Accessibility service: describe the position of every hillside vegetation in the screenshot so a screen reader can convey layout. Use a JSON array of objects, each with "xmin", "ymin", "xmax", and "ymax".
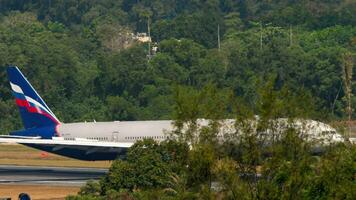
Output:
[{"xmin": 0, "ymin": 0, "xmax": 355, "ymax": 133}]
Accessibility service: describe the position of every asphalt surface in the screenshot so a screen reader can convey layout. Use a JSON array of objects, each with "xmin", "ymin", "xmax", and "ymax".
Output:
[{"xmin": 0, "ymin": 165, "xmax": 108, "ymax": 186}]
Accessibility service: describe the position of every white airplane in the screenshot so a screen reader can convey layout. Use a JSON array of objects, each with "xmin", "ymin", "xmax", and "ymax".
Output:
[
  {"xmin": 0, "ymin": 67, "xmax": 345, "ymax": 160},
  {"xmin": 0, "ymin": 66, "xmax": 178, "ymax": 160}
]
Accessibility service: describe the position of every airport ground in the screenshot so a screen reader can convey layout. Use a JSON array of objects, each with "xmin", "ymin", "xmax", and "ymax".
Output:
[
  {"xmin": 0, "ymin": 185, "xmax": 79, "ymax": 200},
  {"xmin": 0, "ymin": 144, "xmax": 112, "ymax": 168},
  {"xmin": 0, "ymin": 144, "xmax": 110, "ymax": 200}
]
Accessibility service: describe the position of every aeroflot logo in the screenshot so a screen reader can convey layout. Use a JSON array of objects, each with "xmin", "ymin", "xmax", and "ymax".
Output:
[{"xmin": 10, "ymin": 82, "xmax": 60, "ymax": 124}]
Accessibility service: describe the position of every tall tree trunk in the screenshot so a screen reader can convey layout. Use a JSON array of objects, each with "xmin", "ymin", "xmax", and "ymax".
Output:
[{"xmin": 342, "ymin": 53, "xmax": 353, "ymax": 138}]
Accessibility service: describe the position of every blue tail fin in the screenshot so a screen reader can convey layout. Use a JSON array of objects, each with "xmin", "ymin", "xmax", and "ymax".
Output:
[{"xmin": 7, "ymin": 66, "xmax": 60, "ymax": 131}]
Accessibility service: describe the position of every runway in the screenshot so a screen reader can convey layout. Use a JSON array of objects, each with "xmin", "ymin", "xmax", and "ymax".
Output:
[{"xmin": 0, "ymin": 165, "xmax": 108, "ymax": 186}]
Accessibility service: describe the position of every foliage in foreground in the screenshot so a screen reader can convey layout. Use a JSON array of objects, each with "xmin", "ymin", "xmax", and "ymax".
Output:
[
  {"xmin": 68, "ymin": 84, "xmax": 356, "ymax": 200},
  {"xmin": 68, "ymin": 138, "xmax": 356, "ymax": 200}
]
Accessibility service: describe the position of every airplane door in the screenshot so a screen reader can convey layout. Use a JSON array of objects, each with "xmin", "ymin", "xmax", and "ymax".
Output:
[{"xmin": 112, "ymin": 131, "xmax": 119, "ymax": 142}]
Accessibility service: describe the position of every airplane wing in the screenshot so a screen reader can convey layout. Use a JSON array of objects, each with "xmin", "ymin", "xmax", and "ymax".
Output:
[
  {"xmin": 0, "ymin": 137, "xmax": 132, "ymax": 148},
  {"xmin": 0, "ymin": 137, "xmax": 133, "ymax": 160},
  {"xmin": 0, "ymin": 135, "xmax": 41, "ymax": 139}
]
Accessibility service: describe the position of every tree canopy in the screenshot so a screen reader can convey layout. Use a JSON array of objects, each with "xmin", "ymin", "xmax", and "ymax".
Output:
[{"xmin": 0, "ymin": 1, "xmax": 355, "ymax": 133}]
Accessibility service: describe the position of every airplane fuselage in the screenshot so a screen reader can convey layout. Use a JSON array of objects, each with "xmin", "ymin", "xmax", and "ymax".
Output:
[
  {"xmin": 19, "ymin": 120, "xmax": 175, "ymax": 160},
  {"xmin": 57, "ymin": 120, "xmax": 173, "ymax": 143}
]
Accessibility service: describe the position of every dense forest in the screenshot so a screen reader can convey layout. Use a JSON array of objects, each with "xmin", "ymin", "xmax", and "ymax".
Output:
[
  {"xmin": 0, "ymin": 1, "xmax": 355, "ymax": 199},
  {"xmin": 0, "ymin": 0, "xmax": 355, "ymax": 132}
]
